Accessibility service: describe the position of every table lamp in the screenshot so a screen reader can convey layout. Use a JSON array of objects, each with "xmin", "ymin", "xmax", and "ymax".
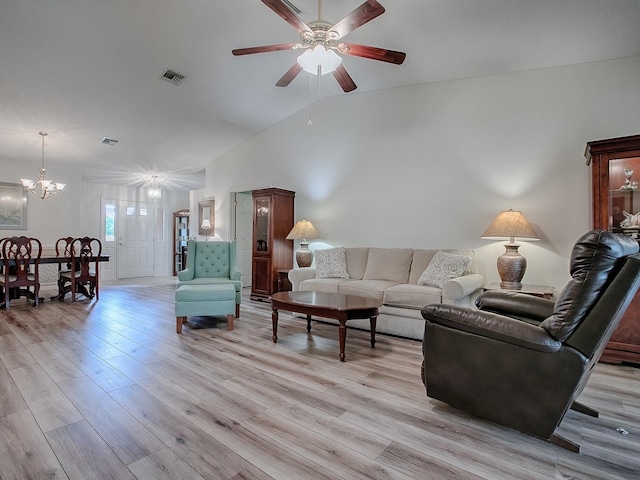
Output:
[
  {"xmin": 286, "ymin": 219, "xmax": 320, "ymax": 268},
  {"xmin": 481, "ymin": 209, "xmax": 540, "ymax": 289},
  {"xmin": 200, "ymin": 219, "xmax": 212, "ymax": 241}
]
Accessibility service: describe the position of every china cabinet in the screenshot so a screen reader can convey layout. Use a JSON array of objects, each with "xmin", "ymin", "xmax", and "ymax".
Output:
[
  {"xmin": 586, "ymin": 134, "xmax": 640, "ymax": 365},
  {"xmin": 250, "ymin": 188, "xmax": 295, "ymax": 301},
  {"xmin": 173, "ymin": 210, "xmax": 189, "ymax": 275}
]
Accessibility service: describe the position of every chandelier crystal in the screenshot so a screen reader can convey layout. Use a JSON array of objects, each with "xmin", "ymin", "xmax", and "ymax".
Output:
[
  {"xmin": 148, "ymin": 175, "xmax": 161, "ymax": 199},
  {"xmin": 20, "ymin": 132, "xmax": 65, "ymax": 200}
]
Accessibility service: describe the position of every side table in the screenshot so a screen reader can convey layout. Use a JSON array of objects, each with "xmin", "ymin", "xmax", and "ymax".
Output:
[
  {"xmin": 276, "ymin": 269, "xmax": 293, "ymax": 293},
  {"xmin": 483, "ymin": 282, "xmax": 553, "ymax": 300}
]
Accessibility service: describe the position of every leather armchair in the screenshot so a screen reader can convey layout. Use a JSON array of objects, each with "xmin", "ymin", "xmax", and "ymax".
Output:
[{"xmin": 421, "ymin": 230, "xmax": 640, "ymax": 452}]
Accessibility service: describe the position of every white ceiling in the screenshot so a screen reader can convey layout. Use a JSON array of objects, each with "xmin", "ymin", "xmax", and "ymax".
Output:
[{"xmin": 1, "ymin": 0, "xmax": 639, "ymax": 191}]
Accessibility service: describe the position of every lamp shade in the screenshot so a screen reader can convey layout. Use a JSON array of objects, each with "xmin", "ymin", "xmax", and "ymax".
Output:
[
  {"xmin": 481, "ymin": 209, "xmax": 540, "ymax": 243},
  {"xmin": 297, "ymin": 46, "xmax": 342, "ymax": 75},
  {"xmin": 286, "ymin": 219, "xmax": 319, "ymax": 241},
  {"xmin": 200, "ymin": 219, "xmax": 212, "ymax": 230},
  {"xmin": 286, "ymin": 219, "xmax": 320, "ymax": 268},
  {"xmin": 482, "ymin": 209, "xmax": 540, "ymax": 289}
]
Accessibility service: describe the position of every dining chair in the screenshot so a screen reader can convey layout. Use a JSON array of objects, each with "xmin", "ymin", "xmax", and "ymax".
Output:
[
  {"xmin": 59, "ymin": 236, "xmax": 102, "ymax": 302},
  {"xmin": 0, "ymin": 236, "xmax": 43, "ymax": 309},
  {"xmin": 54, "ymin": 236, "xmax": 75, "ymax": 300}
]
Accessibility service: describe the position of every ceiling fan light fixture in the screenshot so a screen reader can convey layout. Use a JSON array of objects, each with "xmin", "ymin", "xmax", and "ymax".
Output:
[{"xmin": 297, "ymin": 45, "xmax": 341, "ymax": 75}]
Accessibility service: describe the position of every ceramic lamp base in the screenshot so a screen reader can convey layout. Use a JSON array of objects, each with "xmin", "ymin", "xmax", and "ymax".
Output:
[
  {"xmin": 497, "ymin": 243, "xmax": 526, "ymax": 289},
  {"xmin": 295, "ymin": 242, "xmax": 313, "ymax": 268}
]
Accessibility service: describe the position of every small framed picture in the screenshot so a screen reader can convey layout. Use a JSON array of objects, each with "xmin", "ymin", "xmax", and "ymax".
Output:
[{"xmin": 0, "ymin": 182, "xmax": 27, "ymax": 229}]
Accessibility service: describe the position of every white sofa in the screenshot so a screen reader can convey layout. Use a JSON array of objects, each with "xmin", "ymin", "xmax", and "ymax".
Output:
[{"xmin": 288, "ymin": 247, "xmax": 484, "ymax": 340}]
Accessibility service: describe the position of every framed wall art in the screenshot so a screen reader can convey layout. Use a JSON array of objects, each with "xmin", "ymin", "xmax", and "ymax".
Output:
[{"xmin": 0, "ymin": 182, "xmax": 27, "ymax": 229}]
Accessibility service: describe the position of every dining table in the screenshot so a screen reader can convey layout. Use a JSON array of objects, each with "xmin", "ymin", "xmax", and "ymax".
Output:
[{"xmin": 0, "ymin": 248, "xmax": 109, "ymax": 306}]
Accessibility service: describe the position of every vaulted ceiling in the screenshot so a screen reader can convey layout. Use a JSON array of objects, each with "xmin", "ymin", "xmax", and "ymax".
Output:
[{"xmin": 1, "ymin": 0, "xmax": 639, "ymax": 191}]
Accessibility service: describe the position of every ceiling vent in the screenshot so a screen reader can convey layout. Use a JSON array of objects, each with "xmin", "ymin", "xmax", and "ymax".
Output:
[
  {"xmin": 101, "ymin": 137, "xmax": 119, "ymax": 146},
  {"xmin": 161, "ymin": 69, "xmax": 185, "ymax": 86}
]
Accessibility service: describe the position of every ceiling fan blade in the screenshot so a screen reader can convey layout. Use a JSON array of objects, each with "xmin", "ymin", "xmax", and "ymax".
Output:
[
  {"xmin": 276, "ymin": 63, "xmax": 303, "ymax": 87},
  {"xmin": 329, "ymin": 0, "xmax": 385, "ymax": 39},
  {"xmin": 232, "ymin": 43, "xmax": 299, "ymax": 56},
  {"xmin": 262, "ymin": 0, "xmax": 312, "ymax": 33},
  {"xmin": 338, "ymin": 43, "xmax": 406, "ymax": 65},
  {"xmin": 332, "ymin": 64, "xmax": 357, "ymax": 92}
]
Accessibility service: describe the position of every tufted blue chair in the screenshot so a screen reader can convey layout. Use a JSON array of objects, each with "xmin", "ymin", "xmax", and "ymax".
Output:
[{"xmin": 177, "ymin": 240, "xmax": 242, "ymax": 317}]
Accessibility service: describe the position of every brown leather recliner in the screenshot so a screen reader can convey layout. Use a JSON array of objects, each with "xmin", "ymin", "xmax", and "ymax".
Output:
[{"xmin": 421, "ymin": 230, "xmax": 640, "ymax": 452}]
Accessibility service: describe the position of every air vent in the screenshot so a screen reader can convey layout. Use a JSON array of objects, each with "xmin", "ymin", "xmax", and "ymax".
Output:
[
  {"xmin": 101, "ymin": 137, "xmax": 119, "ymax": 146},
  {"xmin": 281, "ymin": 0, "xmax": 302, "ymax": 14},
  {"xmin": 161, "ymin": 69, "xmax": 185, "ymax": 86}
]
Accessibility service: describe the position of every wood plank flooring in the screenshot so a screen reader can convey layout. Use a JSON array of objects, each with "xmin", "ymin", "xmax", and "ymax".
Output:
[{"xmin": 0, "ymin": 281, "xmax": 639, "ymax": 479}]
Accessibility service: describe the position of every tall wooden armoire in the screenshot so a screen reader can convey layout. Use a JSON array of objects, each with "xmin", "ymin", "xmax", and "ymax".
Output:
[
  {"xmin": 250, "ymin": 188, "xmax": 295, "ymax": 301},
  {"xmin": 586, "ymin": 134, "xmax": 640, "ymax": 365}
]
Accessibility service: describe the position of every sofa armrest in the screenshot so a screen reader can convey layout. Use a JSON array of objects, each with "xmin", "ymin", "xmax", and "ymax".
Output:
[
  {"xmin": 177, "ymin": 268, "xmax": 194, "ymax": 282},
  {"xmin": 475, "ymin": 290, "xmax": 554, "ymax": 324},
  {"xmin": 442, "ymin": 273, "xmax": 484, "ymax": 304},
  {"xmin": 288, "ymin": 267, "xmax": 316, "ymax": 291},
  {"xmin": 422, "ymin": 304, "xmax": 562, "ymax": 353}
]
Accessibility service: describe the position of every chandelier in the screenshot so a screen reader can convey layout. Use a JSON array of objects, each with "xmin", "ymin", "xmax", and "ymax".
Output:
[
  {"xmin": 20, "ymin": 132, "xmax": 66, "ymax": 199},
  {"xmin": 148, "ymin": 175, "xmax": 161, "ymax": 199}
]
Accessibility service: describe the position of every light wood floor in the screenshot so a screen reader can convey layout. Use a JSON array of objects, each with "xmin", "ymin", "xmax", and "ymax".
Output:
[{"xmin": 1, "ymin": 283, "xmax": 639, "ymax": 479}]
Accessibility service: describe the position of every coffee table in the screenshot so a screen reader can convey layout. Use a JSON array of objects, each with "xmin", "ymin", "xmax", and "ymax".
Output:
[{"xmin": 270, "ymin": 291, "xmax": 381, "ymax": 362}]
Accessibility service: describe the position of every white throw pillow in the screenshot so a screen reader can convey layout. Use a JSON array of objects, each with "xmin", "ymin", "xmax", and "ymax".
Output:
[
  {"xmin": 417, "ymin": 251, "xmax": 471, "ymax": 288},
  {"xmin": 315, "ymin": 247, "xmax": 350, "ymax": 279}
]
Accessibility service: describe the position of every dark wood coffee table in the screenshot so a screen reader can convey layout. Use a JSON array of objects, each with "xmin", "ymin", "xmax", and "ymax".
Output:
[{"xmin": 270, "ymin": 291, "xmax": 381, "ymax": 362}]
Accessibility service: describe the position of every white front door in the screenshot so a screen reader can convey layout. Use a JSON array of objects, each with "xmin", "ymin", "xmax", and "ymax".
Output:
[{"xmin": 117, "ymin": 200, "xmax": 155, "ymax": 278}]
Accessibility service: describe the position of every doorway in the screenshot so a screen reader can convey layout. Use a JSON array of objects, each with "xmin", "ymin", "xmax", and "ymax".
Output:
[
  {"xmin": 232, "ymin": 192, "xmax": 253, "ymax": 288},
  {"xmin": 116, "ymin": 200, "xmax": 155, "ymax": 278}
]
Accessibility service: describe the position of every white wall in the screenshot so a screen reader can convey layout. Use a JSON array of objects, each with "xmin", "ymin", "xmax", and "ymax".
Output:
[{"xmin": 206, "ymin": 56, "xmax": 640, "ymax": 291}]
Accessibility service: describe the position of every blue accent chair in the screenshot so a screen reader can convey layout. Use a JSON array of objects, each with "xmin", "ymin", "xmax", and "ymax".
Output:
[{"xmin": 177, "ymin": 240, "xmax": 242, "ymax": 318}]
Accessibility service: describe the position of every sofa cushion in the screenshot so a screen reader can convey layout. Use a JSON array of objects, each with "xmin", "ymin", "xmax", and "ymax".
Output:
[
  {"xmin": 418, "ymin": 251, "xmax": 472, "ymax": 288},
  {"xmin": 410, "ymin": 249, "xmax": 476, "ymax": 284},
  {"xmin": 315, "ymin": 247, "xmax": 349, "ymax": 278},
  {"xmin": 345, "ymin": 247, "xmax": 369, "ymax": 280},
  {"xmin": 408, "ymin": 250, "xmax": 438, "ymax": 284},
  {"xmin": 300, "ymin": 278, "xmax": 352, "ymax": 293},
  {"xmin": 339, "ymin": 279, "xmax": 399, "ymax": 301},
  {"xmin": 383, "ymin": 283, "xmax": 443, "ymax": 309},
  {"xmin": 177, "ymin": 277, "xmax": 242, "ymax": 292},
  {"xmin": 362, "ymin": 248, "xmax": 413, "ymax": 283}
]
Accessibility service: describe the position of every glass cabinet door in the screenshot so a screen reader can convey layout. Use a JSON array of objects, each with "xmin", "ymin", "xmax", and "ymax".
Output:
[
  {"xmin": 254, "ymin": 198, "xmax": 270, "ymax": 253},
  {"xmin": 608, "ymin": 157, "xmax": 640, "ymax": 238}
]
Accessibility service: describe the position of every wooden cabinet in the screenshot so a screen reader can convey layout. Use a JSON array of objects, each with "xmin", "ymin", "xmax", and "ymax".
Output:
[
  {"xmin": 173, "ymin": 210, "xmax": 189, "ymax": 276},
  {"xmin": 250, "ymin": 188, "xmax": 295, "ymax": 301},
  {"xmin": 586, "ymin": 134, "xmax": 640, "ymax": 365}
]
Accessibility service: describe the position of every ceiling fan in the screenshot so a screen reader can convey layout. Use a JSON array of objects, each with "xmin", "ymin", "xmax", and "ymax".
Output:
[{"xmin": 232, "ymin": 0, "xmax": 406, "ymax": 93}]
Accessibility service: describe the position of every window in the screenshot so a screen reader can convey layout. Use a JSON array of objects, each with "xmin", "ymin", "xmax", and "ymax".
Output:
[{"xmin": 105, "ymin": 203, "xmax": 115, "ymax": 242}]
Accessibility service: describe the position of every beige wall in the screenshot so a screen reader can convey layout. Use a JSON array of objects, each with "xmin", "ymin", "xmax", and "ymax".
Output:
[{"xmin": 205, "ymin": 55, "xmax": 640, "ymax": 290}]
